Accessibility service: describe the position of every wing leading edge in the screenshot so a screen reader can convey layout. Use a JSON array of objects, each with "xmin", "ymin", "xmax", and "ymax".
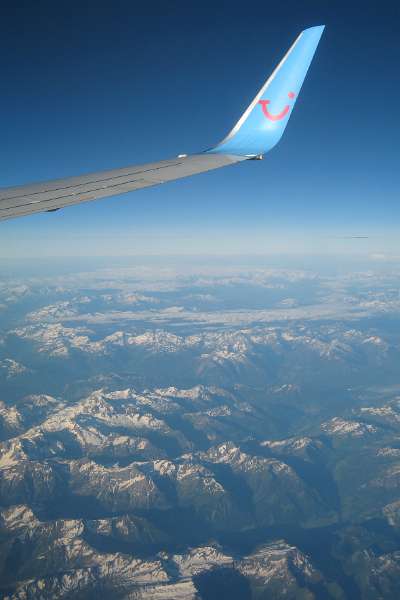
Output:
[{"xmin": 0, "ymin": 25, "xmax": 324, "ymax": 222}]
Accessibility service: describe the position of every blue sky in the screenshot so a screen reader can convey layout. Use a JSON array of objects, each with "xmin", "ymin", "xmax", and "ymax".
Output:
[{"xmin": 0, "ymin": 0, "xmax": 399, "ymax": 257}]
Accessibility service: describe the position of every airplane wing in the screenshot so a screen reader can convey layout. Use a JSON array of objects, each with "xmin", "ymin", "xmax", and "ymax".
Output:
[
  {"xmin": 0, "ymin": 154, "xmax": 245, "ymax": 221},
  {"xmin": 0, "ymin": 25, "xmax": 324, "ymax": 222}
]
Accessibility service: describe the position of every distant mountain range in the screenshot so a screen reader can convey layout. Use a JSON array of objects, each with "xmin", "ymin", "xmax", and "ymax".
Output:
[{"xmin": 1, "ymin": 261, "xmax": 400, "ymax": 598}]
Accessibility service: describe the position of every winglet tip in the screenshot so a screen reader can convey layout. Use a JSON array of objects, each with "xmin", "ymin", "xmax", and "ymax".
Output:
[{"xmin": 302, "ymin": 24, "xmax": 325, "ymax": 36}]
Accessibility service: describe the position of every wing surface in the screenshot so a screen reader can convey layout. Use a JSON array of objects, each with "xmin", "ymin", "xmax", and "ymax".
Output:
[{"xmin": 0, "ymin": 154, "xmax": 244, "ymax": 221}]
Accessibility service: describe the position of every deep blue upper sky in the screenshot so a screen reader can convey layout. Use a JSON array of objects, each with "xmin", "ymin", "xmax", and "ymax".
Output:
[{"xmin": 1, "ymin": 0, "xmax": 399, "ymax": 257}]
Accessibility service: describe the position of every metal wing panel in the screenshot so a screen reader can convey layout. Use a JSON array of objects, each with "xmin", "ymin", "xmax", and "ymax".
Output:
[{"xmin": 0, "ymin": 153, "xmax": 245, "ymax": 221}]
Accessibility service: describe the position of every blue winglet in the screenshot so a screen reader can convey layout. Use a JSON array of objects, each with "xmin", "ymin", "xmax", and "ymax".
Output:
[{"xmin": 209, "ymin": 25, "xmax": 325, "ymax": 157}]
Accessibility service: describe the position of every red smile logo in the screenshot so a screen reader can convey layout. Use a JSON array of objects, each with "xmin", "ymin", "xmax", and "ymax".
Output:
[{"xmin": 259, "ymin": 91, "xmax": 296, "ymax": 121}]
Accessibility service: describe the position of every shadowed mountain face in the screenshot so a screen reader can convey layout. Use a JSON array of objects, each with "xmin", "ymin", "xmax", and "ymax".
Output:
[
  {"xmin": 1, "ymin": 257, "xmax": 400, "ymax": 599},
  {"xmin": 193, "ymin": 567, "xmax": 252, "ymax": 599}
]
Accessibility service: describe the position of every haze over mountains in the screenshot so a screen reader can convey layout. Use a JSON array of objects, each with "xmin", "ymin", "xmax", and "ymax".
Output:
[{"xmin": 1, "ymin": 256, "xmax": 400, "ymax": 599}]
